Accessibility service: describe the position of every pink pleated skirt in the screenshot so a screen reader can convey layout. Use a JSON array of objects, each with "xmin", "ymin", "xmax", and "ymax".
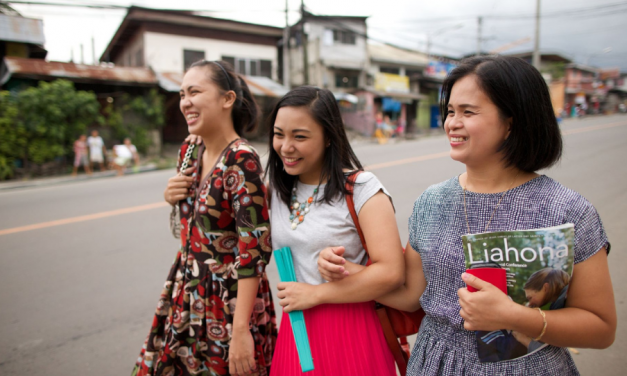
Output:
[{"xmin": 270, "ymin": 301, "xmax": 396, "ymax": 376}]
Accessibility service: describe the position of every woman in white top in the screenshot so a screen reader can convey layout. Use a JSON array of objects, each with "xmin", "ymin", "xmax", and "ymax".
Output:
[{"xmin": 267, "ymin": 86, "xmax": 405, "ymax": 376}]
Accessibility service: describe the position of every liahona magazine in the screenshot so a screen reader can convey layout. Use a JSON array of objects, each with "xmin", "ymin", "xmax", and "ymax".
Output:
[{"xmin": 461, "ymin": 223, "xmax": 575, "ymax": 362}]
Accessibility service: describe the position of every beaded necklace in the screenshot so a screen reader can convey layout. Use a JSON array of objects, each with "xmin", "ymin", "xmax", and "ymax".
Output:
[{"xmin": 289, "ymin": 184, "xmax": 319, "ymax": 230}]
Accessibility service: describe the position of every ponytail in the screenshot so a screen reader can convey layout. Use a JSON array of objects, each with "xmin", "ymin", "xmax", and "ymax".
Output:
[{"xmin": 188, "ymin": 59, "xmax": 259, "ymax": 136}]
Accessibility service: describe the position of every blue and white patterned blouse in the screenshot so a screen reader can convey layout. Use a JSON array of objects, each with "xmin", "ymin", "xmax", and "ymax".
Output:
[{"xmin": 407, "ymin": 175, "xmax": 609, "ymax": 376}]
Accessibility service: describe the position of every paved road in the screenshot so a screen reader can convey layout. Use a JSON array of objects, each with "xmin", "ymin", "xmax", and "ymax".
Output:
[{"xmin": 0, "ymin": 115, "xmax": 625, "ymax": 375}]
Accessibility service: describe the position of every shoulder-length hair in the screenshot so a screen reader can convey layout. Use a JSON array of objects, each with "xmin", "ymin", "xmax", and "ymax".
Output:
[
  {"xmin": 440, "ymin": 55, "xmax": 562, "ymax": 172},
  {"xmin": 266, "ymin": 86, "xmax": 363, "ymax": 208}
]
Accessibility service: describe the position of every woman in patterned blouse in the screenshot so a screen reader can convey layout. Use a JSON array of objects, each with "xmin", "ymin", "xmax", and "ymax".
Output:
[
  {"xmin": 132, "ymin": 60, "xmax": 277, "ymax": 376},
  {"xmin": 318, "ymin": 55, "xmax": 616, "ymax": 375}
]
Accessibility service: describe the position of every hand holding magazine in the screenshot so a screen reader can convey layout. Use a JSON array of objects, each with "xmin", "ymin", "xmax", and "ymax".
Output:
[{"xmin": 462, "ymin": 223, "xmax": 575, "ymax": 362}]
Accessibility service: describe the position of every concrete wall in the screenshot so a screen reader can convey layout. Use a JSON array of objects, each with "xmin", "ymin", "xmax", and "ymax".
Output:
[{"xmin": 143, "ymin": 31, "xmax": 278, "ymax": 78}]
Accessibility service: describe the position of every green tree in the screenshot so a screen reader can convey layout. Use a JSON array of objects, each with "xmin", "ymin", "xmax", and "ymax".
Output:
[
  {"xmin": 16, "ymin": 80, "xmax": 103, "ymax": 165},
  {"xmin": 0, "ymin": 91, "xmax": 26, "ymax": 179},
  {"xmin": 105, "ymin": 89, "xmax": 165, "ymax": 153}
]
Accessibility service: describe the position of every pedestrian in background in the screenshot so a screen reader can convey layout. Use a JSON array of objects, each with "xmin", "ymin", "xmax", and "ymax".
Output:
[
  {"xmin": 87, "ymin": 129, "xmax": 107, "ymax": 171},
  {"xmin": 132, "ymin": 60, "xmax": 276, "ymax": 376},
  {"xmin": 112, "ymin": 138, "xmax": 139, "ymax": 176},
  {"xmin": 72, "ymin": 134, "xmax": 91, "ymax": 176},
  {"xmin": 267, "ymin": 86, "xmax": 405, "ymax": 375},
  {"xmin": 318, "ymin": 55, "xmax": 616, "ymax": 375}
]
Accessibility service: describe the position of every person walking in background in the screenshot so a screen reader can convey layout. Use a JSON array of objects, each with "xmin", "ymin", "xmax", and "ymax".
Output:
[
  {"xmin": 72, "ymin": 134, "xmax": 91, "ymax": 176},
  {"xmin": 318, "ymin": 55, "xmax": 616, "ymax": 375},
  {"xmin": 267, "ymin": 86, "xmax": 405, "ymax": 375},
  {"xmin": 132, "ymin": 60, "xmax": 276, "ymax": 376},
  {"xmin": 112, "ymin": 138, "xmax": 139, "ymax": 176},
  {"xmin": 87, "ymin": 129, "xmax": 107, "ymax": 171}
]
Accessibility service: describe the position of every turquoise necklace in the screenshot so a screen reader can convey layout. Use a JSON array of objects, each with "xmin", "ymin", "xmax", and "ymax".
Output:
[{"xmin": 289, "ymin": 185, "xmax": 319, "ymax": 230}]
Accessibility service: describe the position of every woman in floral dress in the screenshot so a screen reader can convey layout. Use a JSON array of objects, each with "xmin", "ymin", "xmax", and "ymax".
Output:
[{"xmin": 132, "ymin": 60, "xmax": 276, "ymax": 376}]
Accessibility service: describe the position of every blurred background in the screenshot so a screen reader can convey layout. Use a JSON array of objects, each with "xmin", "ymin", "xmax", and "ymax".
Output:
[{"xmin": 0, "ymin": 1, "xmax": 626, "ymax": 375}]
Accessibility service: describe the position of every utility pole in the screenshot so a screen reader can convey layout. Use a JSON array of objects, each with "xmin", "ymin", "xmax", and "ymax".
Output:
[
  {"xmin": 91, "ymin": 36, "xmax": 96, "ymax": 65},
  {"xmin": 80, "ymin": 43, "xmax": 84, "ymax": 64},
  {"xmin": 476, "ymin": 16, "xmax": 483, "ymax": 56},
  {"xmin": 532, "ymin": 0, "xmax": 541, "ymax": 69},
  {"xmin": 301, "ymin": 0, "xmax": 309, "ymax": 85},
  {"xmin": 283, "ymin": 0, "xmax": 290, "ymax": 89}
]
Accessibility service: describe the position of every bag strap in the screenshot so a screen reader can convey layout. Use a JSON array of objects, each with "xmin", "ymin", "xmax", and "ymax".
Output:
[
  {"xmin": 345, "ymin": 172, "xmax": 371, "ymax": 265},
  {"xmin": 344, "ymin": 171, "xmax": 409, "ymax": 376}
]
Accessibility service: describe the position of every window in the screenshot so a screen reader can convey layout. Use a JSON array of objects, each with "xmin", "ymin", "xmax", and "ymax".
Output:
[
  {"xmin": 333, "ymin": 29, "xmax": 356, "ymax": 45},
  {"xmin": 183, "ymin": 49, "xmax": 205, "ymax": 71},
  {"xmin": 380, "ymin": 67, "xmax": 400, "ymax": 75},
  {"xmin": 222, "ymin": 55, "xmax": 272, "ymax": 78},
  {"xmin": 335, "ymin": 71, "xmax": 359, "ymax": 88},
  {"xmin": 222, "ymin": 56, "xmax": 236, "ymax": 69}
]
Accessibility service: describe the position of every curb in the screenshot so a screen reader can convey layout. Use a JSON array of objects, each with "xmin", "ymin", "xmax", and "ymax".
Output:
[{"xmin": 0, "ymin": 164, "xmax": 160, "ymax": 191}]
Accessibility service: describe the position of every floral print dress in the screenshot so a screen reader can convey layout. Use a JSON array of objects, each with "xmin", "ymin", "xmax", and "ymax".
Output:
[{"xmin": 133, "ymin": 139, "xmax": 277, "ymax": 376}]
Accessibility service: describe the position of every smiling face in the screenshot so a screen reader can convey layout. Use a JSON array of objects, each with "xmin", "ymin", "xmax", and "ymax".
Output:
[
  {"xmin": 525, "ymin": 285, "xmax": 549, "ymax": 308},
  {"xmin": 444, "ymin": 74, "xmax": 511, "ymax": 169},
  {"xmin": 272, "ymin": 106, "xmax": 327, "ymax": 185},
  {"xmin": 179, "ymin": 67, "xmax": 231, "ymax": 137}
]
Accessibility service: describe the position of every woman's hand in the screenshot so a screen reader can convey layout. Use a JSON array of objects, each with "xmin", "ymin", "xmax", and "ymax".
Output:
[
  {"xmin": 229, "ymin": 327, "xmax": 257, "ymax": 375},
  {"xmin": 185, "ymin": 134, "xmax": 203, "ymax": 145},
  {"xmin": 163, "ymin": 166, "xmax": 195, "ymax": 205},
  {"xmin": 317, "ymin": 246, "xmax": 349, "ymax": 281},
  {"xmin": 512, "ymin": 330, "xmax": 532, "ymax": 348},
  {"xmin": 458, "ymin": 272, "xmax": 519, "ymax": 332},
  {"xmin": 277, "ymin": 282, "xmax": 319, "ymax": 313}
]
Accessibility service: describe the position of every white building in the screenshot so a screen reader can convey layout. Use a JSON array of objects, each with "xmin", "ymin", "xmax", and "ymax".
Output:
[
  {"xmin": 100, "ymin": 6, "xmax": 287, "ymax": 141},
  {"xmin": 288, "ymin": 13, "xmax": 369, "ymax": 92}
]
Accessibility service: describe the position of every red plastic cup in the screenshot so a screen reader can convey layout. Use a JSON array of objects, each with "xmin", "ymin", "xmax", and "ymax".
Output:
[{"xmin": 465, "ymin": 268, "xmax": 507, "ymax": 294}]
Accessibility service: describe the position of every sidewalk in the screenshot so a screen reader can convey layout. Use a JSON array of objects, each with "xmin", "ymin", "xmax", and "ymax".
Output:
[{"xmin": 0, "ymin": 164, "xmax": 159, "ymax": 191}]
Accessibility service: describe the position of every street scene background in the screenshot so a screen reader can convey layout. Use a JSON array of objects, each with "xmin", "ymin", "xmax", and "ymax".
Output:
[{"xmin": 1, "ymin": 115, "xmax": 626, "ymax": 375}]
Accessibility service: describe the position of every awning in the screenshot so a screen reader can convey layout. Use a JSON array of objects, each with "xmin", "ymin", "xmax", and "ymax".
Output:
[
  {"xmin": 156, "ymin": 71, "xmax": 289, "ymax": 97},
  {"xmin": 2, "ymin": 57, "xmax": 157, "ymax": 86},
  {"xmin": 334, "ymin": 92, "xmax": 359, "ymax": 104},
  {"xmin": 370, "ymin": 90, "xmax": 426, "ymax": 102}
]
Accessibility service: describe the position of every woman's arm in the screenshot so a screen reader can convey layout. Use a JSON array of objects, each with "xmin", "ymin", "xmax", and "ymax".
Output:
[
  {"xmin": 230, "ymin": 277, "xmax": 261, "ymax": 375},
  {"xmin": 459, "ymin": 248, "xmax": 616, "ymax": 349},
  {"xmin": 277, "ymin": 192, "xmax": 405, "ymax": 312},
  {"xmin": 317, "ymin": 242, "xmax": 427, "ymax": 312}
]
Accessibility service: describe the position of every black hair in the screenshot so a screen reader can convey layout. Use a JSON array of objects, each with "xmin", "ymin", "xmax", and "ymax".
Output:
[
  {"xmin": 265, "ymin": 86, "xmax": 363, "ymax": 208},
  {"xmin": 188, "ymin": 60, "xmax": 259, "ymax": 136},
  {"xmin": 440, "ymin": 55, "xmax": 562, "ymax": 172}
]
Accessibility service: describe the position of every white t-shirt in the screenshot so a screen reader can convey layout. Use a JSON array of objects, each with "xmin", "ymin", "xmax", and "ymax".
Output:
[
  {"xmin": 87, "ymin": 136, "xmax": 104, "ymax": 156},
  {"xmin": 114, "ymin": 144, "xmax": 137, "ymax": 159},
  {"xmin": 270, "ymin": 172, "xmax": 393, "ymax": 285}
]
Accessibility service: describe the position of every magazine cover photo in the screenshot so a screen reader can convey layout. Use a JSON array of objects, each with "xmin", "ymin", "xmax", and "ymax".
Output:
[{"xmin": 462, "ymin": 223, "xmax": 575, "ymax": 362}]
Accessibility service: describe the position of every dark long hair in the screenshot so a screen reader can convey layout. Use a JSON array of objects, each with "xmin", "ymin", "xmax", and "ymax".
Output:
[
  {"xmin": 440, "ymin": 55, "xmax": 562, "ymax": 172},
  {"xmin": 266, "ymin": 86, "xmax": 363, "ymax": 208},
  {"xmin": 188, "ymin": 60, "xmax": 259, "ymax": 136}
]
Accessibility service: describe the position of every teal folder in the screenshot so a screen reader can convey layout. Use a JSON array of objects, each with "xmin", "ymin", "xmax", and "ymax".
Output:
[{"xmin": 273, "ymin": 247, "xmax": 314, "ymax": 372}]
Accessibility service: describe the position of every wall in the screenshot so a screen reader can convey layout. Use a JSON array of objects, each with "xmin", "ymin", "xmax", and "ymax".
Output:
[
  {"xmin": 341, "ymin": 91, "xmax": 376, "ymax": 135},
  {"xmin": 549, "ymin": 80, "xmax": 565, "ymax": 116},
  {"xmin": 114, "ymin": 32, "xmax": 144, "ymax": 67},
  {"xmin": 143, "ymin": 32, "xmax": 278, "ymax": 78}
]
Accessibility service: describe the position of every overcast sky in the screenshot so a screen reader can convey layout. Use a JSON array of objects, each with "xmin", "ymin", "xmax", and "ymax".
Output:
[{"xmin": 9, "ymin": 0, "xmax": 627, "ymax": 71}]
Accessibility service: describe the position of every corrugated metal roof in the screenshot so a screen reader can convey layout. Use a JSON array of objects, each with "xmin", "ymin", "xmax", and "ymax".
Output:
[
  {"xmin": 2, "ymin": 57, "xmax": 157, "ymax": 86},
  {"xmin": 0, "ymin": 15, "xmax": 45, "ymax": 45},
  {"xmin": 368, "ymin": 43, "xmax": 429, "ymax": 67},
  {"xmin": 156, "ymin": 71, "xmax": 289, "ymax": 97}
]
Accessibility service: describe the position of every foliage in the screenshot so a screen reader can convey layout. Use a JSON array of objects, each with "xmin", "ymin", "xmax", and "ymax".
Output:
[
  {"xmin": 15, "ymin": 80, "xmax": 103, "ymax": 164},
  {"xmin": 540, "ymin": 62, "xmax": 566, "ymax": 81},
  {"xmin": 0, "ymin": 80, "xmax": 166, "ymax": 180},
  {"xmin": 104, "ymin": 88, "xmax": 165, "ymax": 153},
  {"xmin": 0, "ymin": 91, "xmax": 26, "ymax": 179}
]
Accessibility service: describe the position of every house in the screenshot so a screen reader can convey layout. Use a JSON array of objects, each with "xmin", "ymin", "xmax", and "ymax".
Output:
[
  {"xmin": 0, "ymin": 12, "xmax": 47, "ymax": 83},
  {"xmin": 100, "ymin": 6, "xmax": 288, "ymax": 142},
  {"xmin": 564, "ymin": 63, "xmax": 602, "ymax": 117},
  {"xmin": 339, "ymin": 43, "xmax": 427, "ymax": 136},
  {"xmin": 288, "ymin": 12, "xmax": 369, "ymax": 92}
]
